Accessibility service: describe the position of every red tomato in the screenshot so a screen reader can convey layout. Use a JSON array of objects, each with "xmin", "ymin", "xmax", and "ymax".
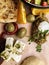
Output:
[{"xmin": 42, "ymin": 2, "xmax": 48, "ymax": 6}]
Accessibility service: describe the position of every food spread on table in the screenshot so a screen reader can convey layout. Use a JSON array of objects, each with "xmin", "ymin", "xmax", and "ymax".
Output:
[{"xmin": 0, "ymin": 0, "xmax": 49, "ymax": 65}]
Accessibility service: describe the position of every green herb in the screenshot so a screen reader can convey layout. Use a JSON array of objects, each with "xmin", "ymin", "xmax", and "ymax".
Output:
[
  {"xmin": 28, "ymin": 30, "xmax": 48, "ymax": 44},
  {"xmin": 42, "ymin": 30, "xmax": 48, "ymax": 35},
  {"xmin": 28, "ymin": 30, "xmax": 48, "ymax": 52},
  {"xmin": 36, "ymin": 44, "xmax": 42, "ymax": 52},
  {"xmin": 0, "ymin": 51, "xmax": 9, "ymax": 60},
  {"xmin": 15, "ymin": 43, "xmax": 20, "ymax": 49},
  {"xmin": 6, "ymin": 45, "xmax": 10, "ymax": 49},
  {"xmin": 28, "ymin": 37, "xmax": 34, "ymax": 42}
]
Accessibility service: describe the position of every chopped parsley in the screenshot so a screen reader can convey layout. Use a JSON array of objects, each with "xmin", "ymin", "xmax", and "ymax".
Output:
[
  {"xmin": 15, "ymin": 43, "xmax": 20, "ymax": 49},
  {"xmin": 28, "ymin": 30, "xmax": 48, "ymax": 52},
  {"xmin": 36, "ymin": 44, "xmax": 42, "ymax": 52}
]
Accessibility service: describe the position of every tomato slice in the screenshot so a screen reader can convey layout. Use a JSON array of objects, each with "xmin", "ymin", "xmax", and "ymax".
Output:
[{"xmin": 42, "ymin": 2, "xmax": 48, "ymax": 6}]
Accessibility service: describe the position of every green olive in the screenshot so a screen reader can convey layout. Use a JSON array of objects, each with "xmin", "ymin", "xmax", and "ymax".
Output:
[
  {"xmin": 27, "ymin": 14, "xmax": 35, "ymax": 23},
  {"xmin": 15, "ymin": 44, "xmax": 20, "ymax": 49},
  {"xmin": 17, "ymin": 27, "xmax": 27, "ymax": 38},
  {"xmin": 5, "ymin": 23, "xmax": 15, "ymax": 32}
]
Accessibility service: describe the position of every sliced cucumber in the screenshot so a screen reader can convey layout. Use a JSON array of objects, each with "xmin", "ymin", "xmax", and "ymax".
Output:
[
  {"xmin": 47, "ymin": 0, "xmax": 49, "ymax": 4},
  {"xmin": 35, "ymin": 0, "xmax": 41, "ymax": 5}
]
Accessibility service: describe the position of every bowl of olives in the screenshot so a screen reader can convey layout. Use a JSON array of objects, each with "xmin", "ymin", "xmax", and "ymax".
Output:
[
  {"xmin": 4, "ymin": 23, "xmax": 18, "ymax": 35},
  {"xmin": 22, "ymin": 0, "xmax": 49, "ymax": 8}
]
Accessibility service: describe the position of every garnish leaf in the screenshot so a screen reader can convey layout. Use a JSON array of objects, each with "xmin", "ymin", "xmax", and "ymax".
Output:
[
  {"xmin": 36, "ymin": 44, "xmax": 42, "ymax": 52},
  {"xmin": 42, "ymin": 30, "xmax": 48, "ymax": 35},
  {"xmin": 28, "ymin": 30, "xmax": 48, "ymax": 44}
]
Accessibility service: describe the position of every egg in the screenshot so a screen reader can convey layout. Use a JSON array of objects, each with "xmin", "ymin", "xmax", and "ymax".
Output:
[{"xmin": 38, "ymin": 21, "xmax": 49, "ymax": 32}]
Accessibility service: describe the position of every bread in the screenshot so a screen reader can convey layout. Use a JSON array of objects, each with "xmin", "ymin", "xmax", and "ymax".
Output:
[
  {"xmin": 0, "ymin": 0, "xmax": 17, "ymax": 23},
  {"xmin": 21, "ymin": 56, "xmax": 45, "ymax": 65}
]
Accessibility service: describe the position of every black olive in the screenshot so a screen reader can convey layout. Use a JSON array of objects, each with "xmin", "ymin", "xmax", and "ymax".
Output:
[{"xmin": 0, "ymin": 38, "xmax": 6, "ymax": 53}]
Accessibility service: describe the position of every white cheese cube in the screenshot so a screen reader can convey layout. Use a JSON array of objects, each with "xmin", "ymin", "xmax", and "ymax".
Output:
[
  {"xmin": 14, "ymin": 40, "xmax": 25, "ymax": 53},
  {"xmin": 6, "ymin": 37, "xmax": 14, "ymax": 48},
  {"xmin": 11, "ymin": 54, "xmax": 22, "ymax": 62}
]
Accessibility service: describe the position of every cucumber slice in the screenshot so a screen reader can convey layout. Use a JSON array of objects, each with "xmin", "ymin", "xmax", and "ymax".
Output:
[
  {"xmin": 35, "ymin": 0, "xmax": 41, "ymax": 5},
  {"xmin": 47, "ymin": 0, "xmax": 49, "ymax": 4}
]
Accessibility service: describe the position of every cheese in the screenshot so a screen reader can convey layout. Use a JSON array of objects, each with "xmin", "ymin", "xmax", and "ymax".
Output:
[
  {"xmin": 6, "ymin": 53, "xmax": 22, "ymax": 62},
  {"xmin": 6, "ymin": 37, "xmax": 14, "ymax": 48},
  {"xmin": 11, "ymin": 54, "xmax": 22, "ymax": 62},
  {"xmin": 14, "ymin": 40, "xmax": 25, "ymax": 53},
  {"xmin": 38, "ymin": 21, "xmax": 49, "ymax": 32},
  {"xmin": 1, "ymin": 38, "xmax": 25, "ymax": 62}
]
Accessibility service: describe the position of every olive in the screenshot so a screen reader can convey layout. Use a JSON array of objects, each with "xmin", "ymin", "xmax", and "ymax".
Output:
[
  {"xmin": 15, "ymin": 44, "xmax": 20, "ymax": 49},
  {"xmin": 27, "ymin": 14, "xmax": 35, "ymax": 23},
  {"xmin": 5, "ymin": 23, "xmax": 15, "ymax": 32},
  {"xmin": 17, "ymin": 27, "xmax": 27, "ymax": 38}
]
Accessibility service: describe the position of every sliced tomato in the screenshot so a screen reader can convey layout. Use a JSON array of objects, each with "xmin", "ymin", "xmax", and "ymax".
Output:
[{"xmin": 42, "ymin": 2, "xmax": 48, "ymax": 6}]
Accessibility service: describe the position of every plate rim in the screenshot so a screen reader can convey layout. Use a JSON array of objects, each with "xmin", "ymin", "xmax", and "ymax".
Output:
[{"xmin": 22, "ymin": 0, "xmax": 49, "ymax": 9}]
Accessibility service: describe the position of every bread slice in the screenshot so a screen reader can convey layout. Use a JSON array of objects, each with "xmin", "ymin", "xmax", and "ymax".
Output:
[{"xmin": 0, "ymin": 0, "xmax": 17, "ymax": 23}]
